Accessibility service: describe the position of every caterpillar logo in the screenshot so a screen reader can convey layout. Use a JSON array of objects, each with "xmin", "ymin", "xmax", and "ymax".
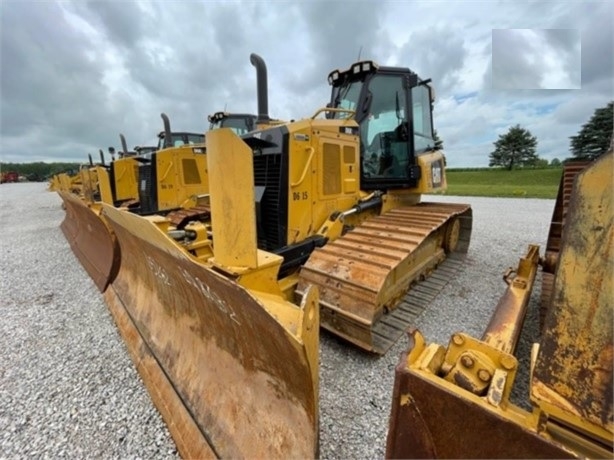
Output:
[{"xmin": 431, "ymin": 161, "xmax": 443, "ymax": 188}]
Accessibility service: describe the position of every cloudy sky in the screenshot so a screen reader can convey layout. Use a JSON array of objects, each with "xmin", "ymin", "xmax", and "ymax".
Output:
[{"xmin": 1, "ymin": 0, "xmax": 612, "ymax": 166}]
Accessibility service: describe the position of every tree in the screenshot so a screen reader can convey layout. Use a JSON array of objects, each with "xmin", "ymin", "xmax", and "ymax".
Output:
[
  {"xmin": 489, "ymin": 125, "xmax": 539, "ymax": 170},
  {"xmin": 569, "ymin": 101, "xmax": 613, "ymax": 160},
  {"xmin": 433, "ymin": 129, "xmax": 444, "ymax": 150},
  {"xmin": 550, "ymin": 158, "xmax": 561, "ymax": 167}
]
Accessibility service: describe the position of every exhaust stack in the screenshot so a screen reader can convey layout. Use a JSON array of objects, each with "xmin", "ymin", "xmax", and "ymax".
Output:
[
  {"xmin": 120, "ymin": 134, "xmax": 129, "ymax": 156},
  {"xmin": 249, "ymin": 53, "xmax": 270, "ymax": 124},
  {"xmin": 99, "ymin": 149, "xmax": 105, "ymax": 166},
  {"xmin": 161, "ymin": 113, "xmax": 172, "ymax": 148}
]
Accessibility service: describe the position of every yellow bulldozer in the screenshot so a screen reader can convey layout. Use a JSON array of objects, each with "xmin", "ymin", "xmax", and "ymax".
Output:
[
  {"xmin": 90, "ymin": 53, "xmax": 472, "ymax": 457},
  {"xmin": 386, "ymin": 149, "xmax": 613, "ymax": 458},
  {"xmin": 58, "ymin": 115, "xmax": 209, "ymax": 292}
]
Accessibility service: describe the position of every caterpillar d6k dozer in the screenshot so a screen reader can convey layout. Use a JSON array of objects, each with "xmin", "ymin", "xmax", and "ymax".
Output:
[
  {"xmin": 95, "ymin": 53, "xmax": 470, "ymax": 456},
  {"xmin": 100, "ymin": 128, "xmax": 320, "ymax": 458},
  {"xmin": 96, "ymin": 54, "xmax": 319, "ymax": 458},
  {"xmin": 244, "ymin": 55, "xmax": 472, "ymax": 354},
  {"xmin": 173, "ymin": 55, "xmax": 472, "ymax": 355},
  {"xmin": 386, "ymin": 149, "xmax": 613, "ymax": 459}
]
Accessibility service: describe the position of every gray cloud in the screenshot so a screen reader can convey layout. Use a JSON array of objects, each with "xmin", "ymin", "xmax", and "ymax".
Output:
[
  {"xmin": 491, "ymin": 29, "xmax": 545, "ymax": 89},
  {"xmin": 398, "ymin": 26, "xmax": 468, "ymax": 95},
  {"xmin": 0, "ymin": 0, "xmax": 612, "ymax": 166}
]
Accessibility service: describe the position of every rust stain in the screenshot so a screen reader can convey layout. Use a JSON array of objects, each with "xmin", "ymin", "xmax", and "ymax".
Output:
[{"xmin": 104, "ymin": 207, "xmax": 318, "ymax": 458}]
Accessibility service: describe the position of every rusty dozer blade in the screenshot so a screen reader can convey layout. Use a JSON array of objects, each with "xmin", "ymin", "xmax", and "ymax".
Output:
[
  {"xmin": 539, "ymin": 159, "xmax": 590, "ymax": 325},
  {"xmin": 100, "ymin": 129, "xmax": 319, "ymax": 458},
  {"xmin": 386, "ymin": 150, "xmax": 614, "ymax": 459},
  {"xmin": 386, "ymin": 245, "xmax": 577, "ymax": 459},
  {"xmin": 58, "ymin": 191, "xmax": 120, "ymax": 292},
  {"xmin": 531, "ymin": 150, "xmax": 613, "ymax": 453},
  {"xmin": 299, "ymin": 203, "xmax": 472, "ymax": 354}
]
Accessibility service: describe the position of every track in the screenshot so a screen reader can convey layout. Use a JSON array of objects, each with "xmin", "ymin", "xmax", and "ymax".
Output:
[
  {"xmin": 371, "ymin": 253, "xmax": 465, "ymax": 352},
  {"xmin": 299, "ymin": 202, "xmax": 472, "ymax": 353}
]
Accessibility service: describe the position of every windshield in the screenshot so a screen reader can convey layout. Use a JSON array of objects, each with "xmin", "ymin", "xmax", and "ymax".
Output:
[
  {"xmin": 360, "ymin": 74, "xmax": 409, "ymax": 180},
  {"xmin": 210, "ymin": 117, "xmax": 253, "ymax": 135},
  {"xmin": 158, "ymin": 133, "xmax": 205, "ymax": 149},
  {"xmin": 330, "ymin": 80, "xmax": 364, "ymax": 119},
  {"xmin": 184, "ymin": 134, "xmax": 205, "ymax": 144}
]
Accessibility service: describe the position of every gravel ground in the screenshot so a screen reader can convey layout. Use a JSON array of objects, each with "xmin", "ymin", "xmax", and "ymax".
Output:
[{"xmin": 1, "ymin": 182, "xmax": 554, "ymax": 459}]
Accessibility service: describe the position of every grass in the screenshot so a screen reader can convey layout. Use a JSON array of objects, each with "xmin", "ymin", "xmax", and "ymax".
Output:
[{"xmin": 442, "ymin": 168, "xmax": 562, "ymax": 199}]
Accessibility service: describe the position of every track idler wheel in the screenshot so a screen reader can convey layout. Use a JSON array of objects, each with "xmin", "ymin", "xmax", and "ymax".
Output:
[{"xmin": 443, "ymin": 217, "xmax": 460, "ymax": 253}]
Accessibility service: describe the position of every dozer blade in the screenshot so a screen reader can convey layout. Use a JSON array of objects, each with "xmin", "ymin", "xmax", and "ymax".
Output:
[
  {"xmin": 532, "ymin": 151, "xmax": 613, "ymax": 450},
  {"xmin": 386, "ymin": 151, "xmax": 614, "ymax": 459},
  {"xmin": 386, "ymin": 245, "xmax": 577, "ymax": 459},
  {"xmin": 298, "ymin": 202, "xmax": 472, "ymax": 354},
  {"xmin": 101, "ymin": 203, "xmax": 319, "ymax": 459},
  {"xmin": 539, "ymin": 159, "xmax": 590, "ymax": 326},
  {"xmin": 385, "ymin": 332, "xmax": 576, "ymax": 459},
  {"xmin": 58, "ymin": 191, "xmax": 120, "ymax": 292}
]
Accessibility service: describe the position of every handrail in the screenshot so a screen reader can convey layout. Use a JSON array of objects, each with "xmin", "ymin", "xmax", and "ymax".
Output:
[
  {"xmin": 310, "ymin": 107, "xmax": 355, "ymax": 119},
  {"xmin": 291, "ymin": 147, "xmax": 315, "ymax": 187},
  {"xmin": 159, "ymin": 162, "xmax": 173, "ymax": 182}
]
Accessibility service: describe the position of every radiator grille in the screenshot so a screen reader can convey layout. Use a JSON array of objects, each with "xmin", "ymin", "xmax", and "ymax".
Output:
[
  {"xmin": 323, "ymin": 143, "xmax": 341, "ymax": 195},
  {"xmin": 254, "ymin": 154, "xmax": 283, "ymax": 250},
  {"xmin": 138, "ymin": 164, "xmax": 156, "ymax": 213}
]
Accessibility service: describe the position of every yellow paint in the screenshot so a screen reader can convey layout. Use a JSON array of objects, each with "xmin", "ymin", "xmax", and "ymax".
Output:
[
  {"xmin": 112, "ymin": 157, "xmax": 139, "ymax": 202},
  {"xmin": 155, "ymin": 145, "xmax": 209, "ymax": 211},
  {"xmin": 207, "ymin": 129, "xmax": 258, "ymax": 269},
  {"xmin": 96, "ymin": 167, "xmax": 114, "ymax": 204}
]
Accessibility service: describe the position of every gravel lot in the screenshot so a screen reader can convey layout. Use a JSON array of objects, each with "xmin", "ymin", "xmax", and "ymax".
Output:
[{"xmin": 1, "ymin": 182, "xmax": 554, "ymax": 459}]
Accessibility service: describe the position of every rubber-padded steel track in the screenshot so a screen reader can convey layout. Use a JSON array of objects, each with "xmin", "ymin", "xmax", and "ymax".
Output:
[
  {"xmin": 372, "ymin": 253, "xmax": 464, "ymax": 353},
  {"xmin": 298, "ymin": 202, "xmax": 472, "ymax": 354}
]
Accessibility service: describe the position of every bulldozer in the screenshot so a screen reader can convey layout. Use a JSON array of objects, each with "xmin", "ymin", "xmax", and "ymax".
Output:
[
  {"xmin": 58, "ymin": 111, "xmax": 217, "ymax": 293},
  {"xmin": 204, "ymin": 54, "xmax": 472, "ymax": 354},
  {"xmin": 386, "ymin": 149, "xmax": 613, "ymax": 458},
  {"xmin": 93, "ymin": 53, "xmax": 472, "ymax": 457}
]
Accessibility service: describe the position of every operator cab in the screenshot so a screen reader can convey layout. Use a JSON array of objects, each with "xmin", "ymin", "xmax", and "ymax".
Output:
[
  {"xmin": 327, "ymin": 60, "xmax": 437, "ymax": 190},
  {"xmin": 208, "ymin": 111, "xmax": 257, "ymax": 135}
]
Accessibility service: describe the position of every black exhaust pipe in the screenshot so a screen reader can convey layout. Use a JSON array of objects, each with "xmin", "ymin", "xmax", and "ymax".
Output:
[
  {"xmin": 99, "ymin": 149, "xmax": 106, "ymax": 166},
  {"xmin": 88, "ymin": 153, "xmax": 93, "ymax": 166},
  {"xmin": 250, "ymin": 53, "xmax": 270, "ymax": 124},
  {"xmin": 120, "ymin": 133, "xmax": 129, "ymax": 155},
  {"xmin": 161, "ymin": 113, "xmax": 172, "ymax": 148}
]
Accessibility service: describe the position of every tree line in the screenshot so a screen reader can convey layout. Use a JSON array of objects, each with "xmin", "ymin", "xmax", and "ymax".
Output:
[
  {"xmin": 2, "ymin": 102, "xmax": 612, "ymax": 177},
  {"xmin": 488, "ymin": 101, "xmax": 613, "ymax": 170},
  {"xmin": 0, "ymin": 161, "xmax": 81, "ymax": 181}
]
